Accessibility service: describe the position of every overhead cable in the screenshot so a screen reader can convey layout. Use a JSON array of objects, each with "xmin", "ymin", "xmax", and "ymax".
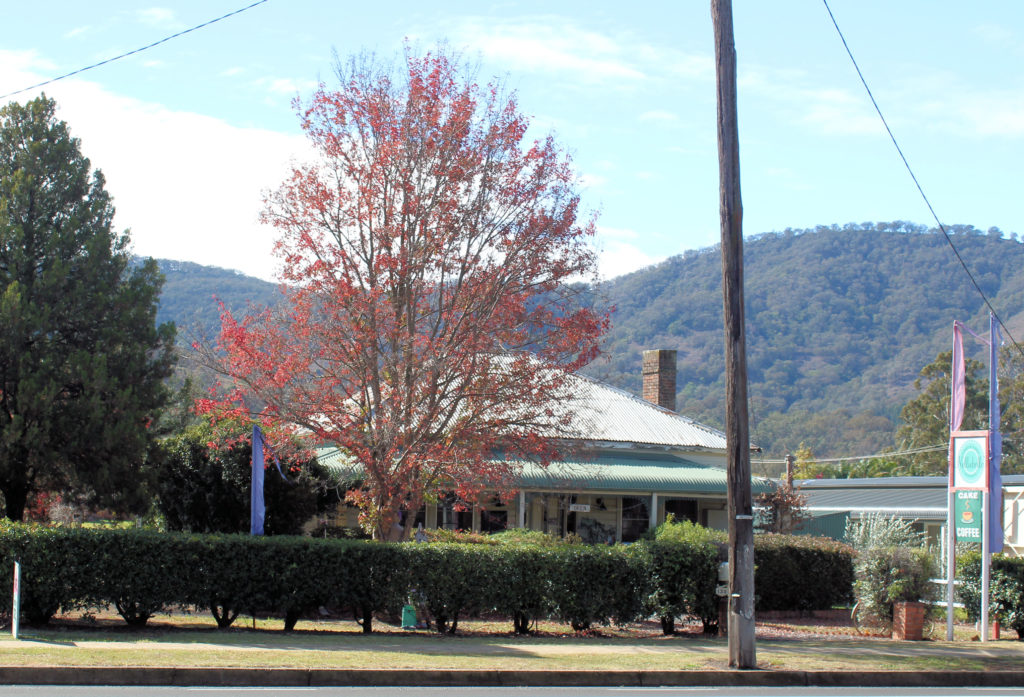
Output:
[
  {"xmin": 756, "ymin": 442, "xmax": 947, "ymax": 467},
  {"xmin": 0, "ymin": 0, "xmax": 269, "ymax": 101}
]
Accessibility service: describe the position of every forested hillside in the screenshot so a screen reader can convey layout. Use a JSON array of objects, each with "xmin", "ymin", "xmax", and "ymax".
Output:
[
  {"xmin": 589, "ymin": 222, "xmax": 1024, "ymax": 459},
  {"xmin": 154, "ymin": 260, "xmax": 278, "ymax": 344},
  {"xmin": 150, "ymin": 222, "xmax": 1024, "ymax": 461}
]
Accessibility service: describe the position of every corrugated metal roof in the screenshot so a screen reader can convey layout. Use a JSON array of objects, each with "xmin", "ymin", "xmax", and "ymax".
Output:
[
  {"xmin": 317, "ymin": 447, "xmax": 771, "ymax": 495},
  {"xmin": 801, "ymin": 485, "xmax": 947, "ymax": 519},
  {"xmin": 516, "ymin": 453, "xmax": 772, "ymax": 494},
  {"xmin": 798, "ymin": 476, "xmax": 948, "ymax": 489},
  {"xmin": 796, "ymin": 475, "xmax": 1024, "ymax": 522},
  {"xmin": 798, "ymin": 474, "xmax": 1024, "ymax": 489},
  {"xmin": 542, "ymin": 371, "xmax": 729, "ymax": 450}
]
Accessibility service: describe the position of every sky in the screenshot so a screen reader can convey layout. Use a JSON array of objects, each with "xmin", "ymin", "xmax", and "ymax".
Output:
[{"xmin": 2, "ymin": 1, "xmax": 1023, "ymax": 282}]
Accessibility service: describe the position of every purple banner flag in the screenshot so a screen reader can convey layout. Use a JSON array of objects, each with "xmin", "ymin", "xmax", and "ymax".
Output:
[
  {"xmin": 250, "ymin": 425, "xmax": 290, "ymax": 536},
  {"xmin": 950, "ymin": 321, "xmax": 966, "ymax": 432},
  {"xmin": 989, "ymin": 315, "xmax": 1003, "ymax": 553},
  {"xmin": 251, "ymin": 425, "xmax": 267, "ymax": 536}
]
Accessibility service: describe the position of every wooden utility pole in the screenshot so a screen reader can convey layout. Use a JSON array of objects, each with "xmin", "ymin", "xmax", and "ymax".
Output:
[{"xmin": 711, "ymin": 0, "xmax": 756, "ymax": 669}]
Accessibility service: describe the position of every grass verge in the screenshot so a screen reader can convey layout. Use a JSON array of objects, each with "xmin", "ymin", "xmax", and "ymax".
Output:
[{"xmin": 0, "ymin": 612, "xmax": 1019, "ymax": 672}]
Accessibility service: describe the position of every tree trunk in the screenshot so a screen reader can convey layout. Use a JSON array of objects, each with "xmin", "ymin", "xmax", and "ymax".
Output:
[
  {"xmin": 356, "ymin": 606, "xmax": 373, "ymax": 634},
  {"xmin": 513, "ymin": 612, "xmax": 531, "ymax": 635},
  {"xmin": 2, "ymin": 482, "xmax": 29, "ymax": 521},
  {"xmin": 210, "ymin": 603, "xmax": 238, "ymax": 629}
]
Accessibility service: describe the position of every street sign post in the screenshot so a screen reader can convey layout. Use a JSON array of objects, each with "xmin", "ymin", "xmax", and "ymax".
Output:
[
  {"xmin": 948, "ymin": 430, "xmax": 990, "ymax": 641},
  {"xmin": 12, "ymin": 561, "xmax": 20, "ymax": 640}
]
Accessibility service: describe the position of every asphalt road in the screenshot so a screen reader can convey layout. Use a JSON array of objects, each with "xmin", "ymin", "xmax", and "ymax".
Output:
[{"xmin": 0, "ymin": 688, "xmax": 1023, "ymax": 697}]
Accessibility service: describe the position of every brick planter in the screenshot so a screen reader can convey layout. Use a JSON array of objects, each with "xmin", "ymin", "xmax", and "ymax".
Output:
[{"xmin": 892, "ymin": 601, "xmax": 926, "ymax": 640}]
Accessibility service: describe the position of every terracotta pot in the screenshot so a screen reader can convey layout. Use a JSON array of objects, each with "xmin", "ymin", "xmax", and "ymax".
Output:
[{"xmin": 893, "ymin": 600, "xmax": 926, "ymax": 641}]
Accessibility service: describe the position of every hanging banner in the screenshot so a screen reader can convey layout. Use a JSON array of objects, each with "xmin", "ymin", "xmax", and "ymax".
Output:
[{"xmin": 950, "ymin": 431, "xmax": 990, "ymax": 491}]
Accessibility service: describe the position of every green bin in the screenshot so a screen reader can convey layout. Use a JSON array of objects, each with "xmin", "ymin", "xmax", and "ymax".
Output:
[{"xmin": 401, "ymin": 604, "xmax": 417, "ymax": 629}]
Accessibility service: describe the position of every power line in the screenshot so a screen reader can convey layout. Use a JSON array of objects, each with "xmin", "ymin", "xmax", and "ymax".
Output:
[
  {"xmin": 0, "ymin": 0, "xmax": 269, "ymax": 101},
  {"xmin": 821, "ymin": 0, "xmax": 1024, "ymax": 364},
  {"xmin": 756, "ymin": 443, "xmax": 947, "ymax": 467}
]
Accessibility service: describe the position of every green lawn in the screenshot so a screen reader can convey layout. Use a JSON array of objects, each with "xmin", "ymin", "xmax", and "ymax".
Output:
[{"xmin": 0, "ymin": 612, "xmax": 1019, "ymax": 672}]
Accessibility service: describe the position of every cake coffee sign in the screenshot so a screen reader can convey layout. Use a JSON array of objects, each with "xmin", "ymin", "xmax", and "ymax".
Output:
[{"xmin": 954, "ymin": 490, "xmax": 982, "ymax": 540}]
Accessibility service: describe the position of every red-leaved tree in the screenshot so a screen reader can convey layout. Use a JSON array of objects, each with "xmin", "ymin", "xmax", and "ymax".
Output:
[{"xmin": 201, "ymin": 46, "xmax": 608, "ymax": 540}]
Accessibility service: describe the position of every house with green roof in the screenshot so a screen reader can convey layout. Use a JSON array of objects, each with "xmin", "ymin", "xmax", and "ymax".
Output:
[{"xmin": 318, "ymin": 349, "xmax": 770, "ymax": 542}]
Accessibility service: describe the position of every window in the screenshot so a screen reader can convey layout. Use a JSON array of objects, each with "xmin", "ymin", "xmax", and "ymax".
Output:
[
  {"xmin": 439, "ymin": 494, "xmax": 473, "ymax": 531},
  {"xmin": 480, "ymin": 509, "xmax": 508, "ymax": 533},
  {"xmin": 621, "ymin": 496, "xmax": 650, "ymax": 542},
  {"xmin": 664, "ymin": 498, "xmax": 698, "ymax": 524}
]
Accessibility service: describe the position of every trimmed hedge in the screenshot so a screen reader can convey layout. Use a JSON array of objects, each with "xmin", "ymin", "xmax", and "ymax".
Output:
[
  {"xmin": 0, "ymin": 523, "xmax": 854, "ymax": 631},
  {"xmin": 754, "ymin": 534, "xmax": 855, "ymax": 611},
  {"xmin": 645, "ymin": 520, "xmax": 720, "ymax": 634},
  {"xmin": 958, "ymin": 551, "xmax": 1024, "ymax": 639}
]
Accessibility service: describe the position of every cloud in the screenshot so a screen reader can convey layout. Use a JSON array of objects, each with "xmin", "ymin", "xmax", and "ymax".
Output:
[
  {"xmin": 0, "ymin": 50, "xmax": 310, "ymax": 282},
  {"xmin": 255, "ymin": 76, "xmax": 318, "ymax": 97},
  {"xmin": 449, "ymin": 17, "xmax": 648, "ymax": 85},
  {"xmin": 739, "ymin": 57, "xmax": 1024, "ymax": 140},
  {"xmin": 972, "ymin": 23, "xmax": 1015, "ymax": 46},
  {"xmin": 739, "ymin": 67, "xmax": 883, "ymax": 136},
  {"xmin": 64, "ymin": 26, "xmax": 92, "ymax": 39},
  {"xmin": 137, "ymin": 8, "xmax": 176, "ymax": 27},
  {"xmin": 956, "ymin": 93, "xmax": 1024, "ymax": 137},
  {"xmin": 595, "ymin": 227, "xmax": 662, "ymax": 279},
  {"xmin": 598, "ymin": 226, "xmax": 638, "ymax": 241}
]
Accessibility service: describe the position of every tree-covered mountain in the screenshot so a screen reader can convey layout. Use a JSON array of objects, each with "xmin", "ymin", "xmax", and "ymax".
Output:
[
  {"xmin": 150, "ymin": 221, "xmax": 1024, "ymax": 462},
  {"xmin": 154, "ymin": 260, "xmax": 278, "ymax": 344},
  {"xmin": 588, "ymin": 221, "xmax": 1024, "ymax": 461}
]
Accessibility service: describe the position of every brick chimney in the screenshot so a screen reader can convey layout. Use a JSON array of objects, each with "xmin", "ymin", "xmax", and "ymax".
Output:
[{"xmin": 642, "ymin": 349, "xmax": 677, "ymax": 411}]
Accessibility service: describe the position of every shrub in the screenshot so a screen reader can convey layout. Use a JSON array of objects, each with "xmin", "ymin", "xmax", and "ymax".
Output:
[
  {"xmin": 854, "ymin": 546, "xmax": 937, "ymax": 626},
  {"xmin": 955, "ymin": 550, "xmax": 983, "ymax": 623},
  {"xmin": 992, "ymin": 556, "xmax": 1024, "ymax": 639},
  {"xmin": 957, "ymin": 552, "xmax": 1024, "ymax": 639},
  {"xmin": 644, "ymin": 518, "xmax": 720, "ymax": 634},
  {"xmin": 489, "ymin": 528, "xmax": 563, "ymax": 546},
  {"xmin": 87, "ymin": 530, "xmax": 194, "ymax": 627},
  {"xmin": 154, "ymin": 425, "xmax": 330, "ymax": 535},
  {"xmin": 486, "ymin": 544, "xmax": 560, "ymax": 633},
  {"xmin": 844, "ymin": 513, "xmax": 922, "ymax": 550},
  {"xmin": 405, "ymin": 543, "xmax": 500, "ymax": 633},
  {"xmin": 419, "ymin": 528, "xmax": 499, "ymax": 545},
  {"xmin": 754, "ymin": 534, "xmax": 854, "ymax": 611},
  {"xmin": 550, "ymin": 544, "xmax": 650, "ymax": 631},
  {"xmin": 0, "ymin": 523, "xmax": 98, "ymax": 625},
  {"xmin": 339, "ymin": 541, "xmax": 409, "ymax": 633}
]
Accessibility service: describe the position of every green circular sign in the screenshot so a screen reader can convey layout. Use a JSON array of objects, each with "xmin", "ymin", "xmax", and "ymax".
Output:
[{"xmin": 957, "ymin": 440, "xmax": 984, "ymax": 483}]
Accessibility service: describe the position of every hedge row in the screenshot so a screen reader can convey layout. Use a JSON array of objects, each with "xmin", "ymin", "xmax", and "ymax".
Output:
[
  {"xmin": 0, "ymin": 523, "xmax": 853, "ymax": 634},
  {"xmin": 957, "ymin": 551, "xmax": 1024, "ymax": 639},
  {"xmin": 753, "ymin": 534, "xmax": 855, "ymax": 611}
]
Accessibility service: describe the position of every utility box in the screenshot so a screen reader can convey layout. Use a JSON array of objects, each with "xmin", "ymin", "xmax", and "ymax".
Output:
[{"xmin": 401, "ymin": 604, "xmax": 417, "ymax": 630}]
